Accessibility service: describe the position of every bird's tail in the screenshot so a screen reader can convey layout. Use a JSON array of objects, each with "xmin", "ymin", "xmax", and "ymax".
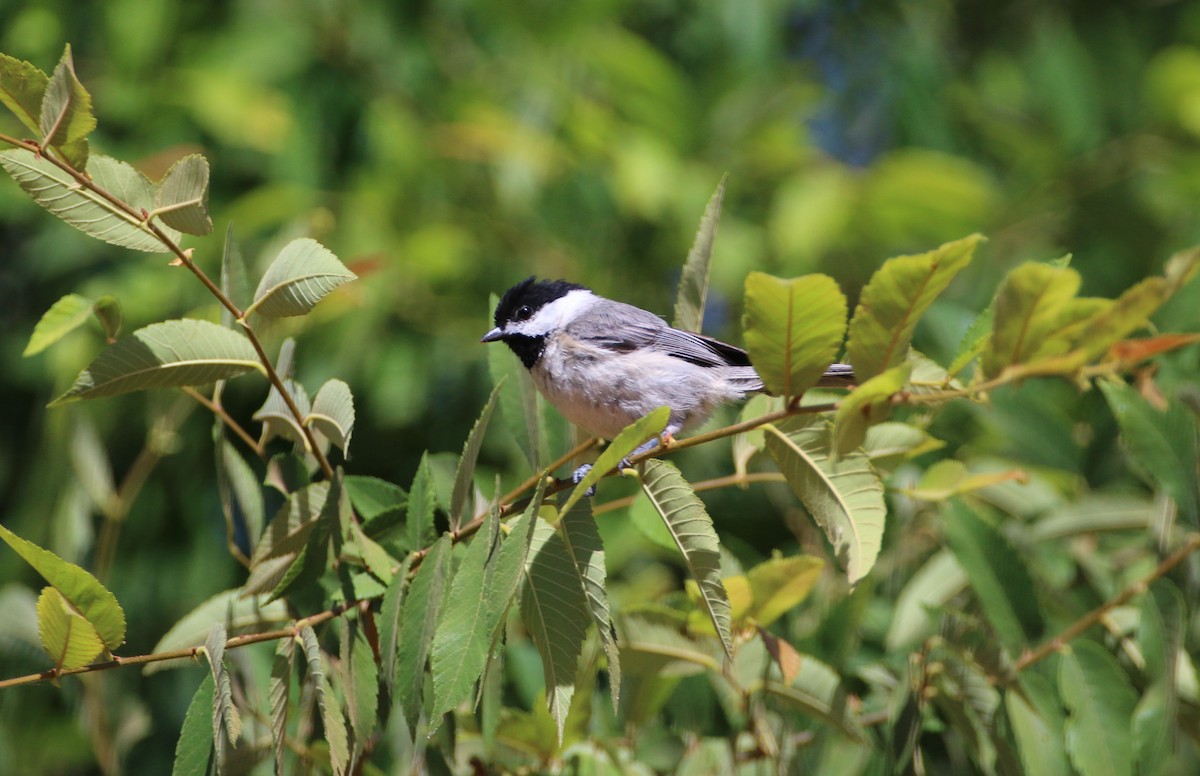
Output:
[
  {"xmin": 815, "ymin": 362, "xmax": 856, "ymax": 387},
  {"xmin": 729, "ymin": 363, "xmax": 856, "ymax": 395}
]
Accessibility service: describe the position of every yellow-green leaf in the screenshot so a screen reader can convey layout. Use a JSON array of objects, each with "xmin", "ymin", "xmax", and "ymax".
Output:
[
  {"xmin": 560, "ymin": 405, "xmax": 670, "ymax": 517},
  {"xmin": 38, "ymin": 45, "xmax": 94, "ymax": 168},
  {"xmin": 831, "ymin": 362, "xmax": 911, "ymax": 460},
  {"xmin": 0, "ymin": 51, "xmax": 50, "ymax": 134},
  {"xmin": 744, "ymin": 272, "xmax": 847, "ymax": 398},
  {"xmin": 37, "ymin": 586, "xmax": 105, "ymax": 669},
  {"xmin": 847, "ymin": 234, "xmax": 981, "ymax": 381},
  {"xmin": 982, "ymin": 262, "xmax": 1081, "ymax": 379},
  {"xmin": 153, "ymin": 154, "xmax": 213, "ymax": 236},
  {"xmin": 245, "ymin": 238, "xmax": 357, "ymax": 318},
  {"xmin": 24, "ymin": 293, "xmax": 94, "ymax": 357}
]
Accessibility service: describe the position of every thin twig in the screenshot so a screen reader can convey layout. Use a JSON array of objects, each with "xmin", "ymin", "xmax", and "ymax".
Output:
[{"xmin": 182, "ymin": 386, "xmax": 266, "ymax": 459}]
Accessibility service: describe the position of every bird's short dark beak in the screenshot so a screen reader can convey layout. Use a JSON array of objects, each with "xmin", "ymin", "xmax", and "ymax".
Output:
[{"xmin": 480, "ymin": 327, "xmax": 505, "ymax": 343}]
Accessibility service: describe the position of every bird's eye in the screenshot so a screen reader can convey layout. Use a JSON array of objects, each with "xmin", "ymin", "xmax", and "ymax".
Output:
[{"xmin": 515, "ymin": 305, "xmax": 533, "ymax": 322}]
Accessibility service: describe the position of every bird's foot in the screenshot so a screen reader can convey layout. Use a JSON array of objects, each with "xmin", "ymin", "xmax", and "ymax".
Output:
[{"xmin": 571, "ymin": 464, "xmax": 597, "ymax": 497}]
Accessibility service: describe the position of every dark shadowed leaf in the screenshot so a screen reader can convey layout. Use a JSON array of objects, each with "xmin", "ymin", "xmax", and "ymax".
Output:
[
  {"xmin": 743, "ymin": 272, "xmax": 847, "ymax": 398},
  {"xmin": 0, "ymin": 51, "xmax": 49, "ymax": 134},
  {"xmin": 378, "ymin": 554, "xmax": 414, "ymax": 698},
  {"xmin": 764, "ymin": 655, "xmax": 865, "ymax": 741},
  {"xmin": 23, "ymin": 293, "xmax": 94, "ymax": 357},
  {"xmin": 846, "ymin": 234, "xmax": 981, "ymax": 381},
  {"xmin": 673, "ymin": 175, "xmax": 726, "ymax": 332},
  {"xmin": 243, "ymin": 482, "xmax": 330, "ymax": 596},
  {"xmin": 51, "ymin": 320, "xmax": 261, "ymax": 406},
  {"xmin": 245, "ymin": 238, "xmax": 357, "ymax": 318},
  {"xmin": 254, "ymin": 378, "xmax": 311, "ymax": 449},
  {"xmin": 764, "ymin": 419, "xmax": 886, "ymax": 585},
  {"xmin": 172, "ymin": 673, "xmax": 215, "ymax": 776},
  {"xmin": 153, "ymin": 154, "xmax": 212, "ymax": 235},
  {"xmin": 885, "ymin": 550, "xmax": 968, "ymax": 650},
  {"xmin": 0, "ymin": 524, "xmax": 124, "ymax": 649},
  {"xmin": 92, "ymin": 295, "xmax": 121, "ymax": 342},
  {"xmin": 638, "ymin": 459, "xmax": 733, "ymax": 658},
  {"xmin": 37, "ymin": 586, "xmax": 104, "ymax": 669},
  {"xmin": 215, "ymin": 436, "xmax": 265, "ymax": 554}
]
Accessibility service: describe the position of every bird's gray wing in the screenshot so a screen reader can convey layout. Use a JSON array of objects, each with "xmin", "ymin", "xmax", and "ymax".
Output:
[{"xmin": 566, "ymin": 302, "xmax": 750, "ymax": 368}]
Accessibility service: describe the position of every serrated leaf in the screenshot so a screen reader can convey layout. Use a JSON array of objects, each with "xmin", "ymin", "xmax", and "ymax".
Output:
[
  {"xmin": 145, "ymin": 589, "xmax": 288, "ymax": 674},
  {"xmin": 344, "ymin": 622, "xmax": 378, "ymax": 752},
  {"xmin": 1060, "ymin": 641, "xmax": 1137, "ymax": 776},
  {"xmin": 638, "ymin": 459, "xmax": 733, "ymax": 658},
  {"xmin": 562, "ymin": 405, "xmax": 670, "ymax": 517},
  {"xmin": 254, "ymin": 378, "xmax": 311, "ymax": 449},
  {"xmin": 51, "ymin": 319, "xmax": 261, "ymax": 406},
  {"xmin": 37, "ymin": 586, "xmax": 105, "ymax": 669},
  {"xmin": 449, "ymin": 384, "xmax": 502, "ymax": 530},
  {"xmin": 243, "ymin": 482, "xmax": 330, "ymax": 596},
  {"xmin": 764, "ymin": 419, "xmax": 886, "ymax": 585},
  {"xmin": 153, "ymin": 154, "xmax": 212, "ymax": 235},
  {"xmin": 1100, "ymin": 381, "xmax": 1199, "ymax": 525},
  {"xmin": 673, "ymin": 175, "xmax": 726, "ymax": 332},
  {"xmin": 38, "ymin": 45, "xmax": 94, "ymax": 168},
  {"xmin": 485, "ymin": 481, "xmax": 546, "ymax": 645},
  {"xmin": 378, "ymin": 554, "xmax": 414, "ymax": 699},
  {"xmin": 764, "ymin": 655, "xmax": 865, "ymax": 741},
  {"xmin": 831, "ymin": 362, "xmax": 911, "ymax": 459},
  {"xmin": 0, "ymin": 150, "xmax": 182, "ymax": 252},
  {"xmin": 23, "ymin": 293, "xmax": 94, "ymax": 357},
  {"xmin": 395, "ymin": 535, "xmax": 451, "ymax": 730},
  {"xmin": 268, "ymin": 637, "xmax": 293, "ymax": 776},
  {"xmin": 558, "ymin": 495, "xmax": 621, "ymax": 711},
  {"xmin": 245, "ymin": 238, "xmax": 357, "ymax": 318},
  {"xmin": 0, "ymin": 51, "xmax": 49, "ymax": 134},
  {"xmin": 885, "ymin": 550, "xmax": 968, "ymax": 650},
  {"xmin": 204, "ymin": 624, "xmax": 241, "ymax": 766},
  {"xmin": 430, "ymin": 508, "xmax": 502, "ymax": 719},
  {"xmin": 308, "ymin": 379, "xmax": 355, "ymax": 454},
  {"xmin": 941, "ymin": 500, "xmax": 1042, "ymax": 655},
  {"xmin": 221, "ymin": 225, "xmax": 249, "ymax": 328},
  {"xmin": 1139, "ymin": 579, "xmax": 1185, "ymax": 685},
  {"xmin": 300, "ymin": 625, "xmax": 349, "ymax": 776},
  {"xmin": 172, "ymin": 673, "xmax": 215, "ymax": 776},
  {"xmin": 269, "ymin": 476, "xmax": 341, "ymax": 603},
  {"xmin": 948, "ymin": 304, "xmax": 995, "ymax": 377},
  {"xmin": 407, "ymin": 453, "xmax": 437, "ymax": 551},
  {"xmin": 743, "ymin": 272, "xmax": 848, "ymax": 397},
  {"xmin": 847, "ymin": 234, "xmax": 981, "ymax": 381},
  {"xmin": 522, "ymin": 517, "xmax": 593, "ymax": 741},
  {"xmin": 0, "ymin": 524, "xmax": 124, "ymax": 649},
  {"xmin": 982, "ymin": 262, "xmax": 1082, "ymax": 378}
]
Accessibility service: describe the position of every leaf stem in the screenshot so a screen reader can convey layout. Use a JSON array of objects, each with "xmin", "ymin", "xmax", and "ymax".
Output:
[{"xmin": 182, "ymin": 386, "xmax": 266, "ymax": 459}]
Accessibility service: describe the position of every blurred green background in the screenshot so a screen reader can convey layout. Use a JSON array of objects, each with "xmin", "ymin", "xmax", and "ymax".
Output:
[{"xmin": 3, "ymin": 0, "xmax": 1200, "ymax": 772}]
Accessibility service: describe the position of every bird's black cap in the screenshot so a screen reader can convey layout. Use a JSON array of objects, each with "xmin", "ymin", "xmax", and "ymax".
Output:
[{"xmin": 492, "ymin": 277, "xmax": 587, "ymax": 326}]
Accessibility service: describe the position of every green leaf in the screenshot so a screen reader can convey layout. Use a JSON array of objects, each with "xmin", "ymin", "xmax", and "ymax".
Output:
[
  {"xmin": 344, "ymin": 621, "xmax": 378, "ymax": 752},
  {"xmin": 0, "ymin": 150, "xmax": 181, "ymax": 252},
  {"xmin": 268, "ymin": 637, "xmax": 293, "ymax": 776},
  {"xmin": 214, "ymin": 437, "xmax": 265, "ymax": 554},
  {"xmin": 672, "ymin": 175, "xmax": 726, "ymax": 332},
  {"xmin": 638, "ymin": 459, "xmax": 733, "ymax": 658},
  {"xmin": 378, "ymin": 554, "xmax": 414, "ymax": 699},
  {"xmin": 153, "ymin": 154, "xmax": 212, "ymax": 236},
  {"xmin": 522, "ymin": 516, "xmax": 593, "ymax": 741},
  {"xmin": 488, "ymin": 300, "xmax": 541, "ymax": 470},
  {"xmin": 0, "ymin": 51, "xmax": 49, "ymax": 134},
  {"xmin": 902, "ymin": 459, "xmax": 1029, "ymax": 502},
  {"xmin": 1100, "ymin": 381, "xmax": 1199, "ymax": 525},
  {"xmin": 300, "ymin": 625, "xmax": 349, "ymax": 776},
  {"xmin": 245, "ymin": 238, "xmax": 357, "ymax": 318},
  {"xmin": 253, "ymin": 378, "xmax": 312, "ymax": 449},
  {"xmin": 947, "ymin": 304, "xmax": 995, "ymax": 378},
  {"xmin": 51, "ymin": 319, "xmax": 262, "ymax": 406},
  {"xmin": 764, "ymin": 419, "xmax": 887, "ymax": 585},
  {"xmin": 740, "ymin": 555, "xmax": 824, "ymax": 627},
  {"xmin": 37, "ymin": 586, "xmax": 105, "ymax": 669},
  {"xmin": 1005, "ymin": 675, "xmax": 1071, "ymax": 776},
  {"xmin": 70, "ymin": 416, "xmax": 116, "ymax": 516},
  {"xmin": 764, "ymin": 655, "xmax": 865, "ymax": 741},
  {"xmin": 395, "ymin": 535, "xmax": 451, "ymax": 731},
  {"xmin": 243, "ymin": 482, "xmax": 331, "ymax": 596},
  {"xmin": 344, "ymin": 475, "xmax": 406, "ymax": 522},
  {"xmin": 430, "ymin": 508, "xmax": 502, "ymax": 719},
  {"xmin": 941, "ymin": 500, "xmax": 1042, "ymax": 656},
  {"xmin": 847, "ymin": 234, "xmax": 981, "ymax": 381},
  {"xmin": 830, "ymin": 362, "xmax": 911, "ymax": 459},
  {"xmin": 220, "ymin": 224, "xmax": 249, "ymax": 328},
  {"xmin": 450, "ymin": 384, "xmax": 502, "ymax": 529},
  {"xmin": 743, "ymin": 272, "xmax": 848, "ymax": 397},
  {"xmin": 484, "ymin": 480, "xmax": 547, "ymax": 647},
  {"xmin": 144, "ymin": 589, "xmax": 288, "ymax": 674},
  {"xmin": 203, "ymin": 624, "xmax": 241, "ymax": 766},
  {"xmin": 93, "ymin": 295, "xmax": 121, "ymax": 342},
  {"xmin": 1132, "ymin": 683, "xmax": 1172, "ymax": 776},
  {"xmin": 38, "ymin": 45, "xmax": 94, "ymax": 168},
  {"xmin": 308, "ymin": 379, "xmax": 355, "ymax": 454},
  {"xmin": 24, "ymin": 293, "xmax": 94, "ymax": 357},
  {"xmin": 1060, "ymin": 641, "xmax": 1137, "ymax": 776},
  {"xmin": 981, "ymin": 262, "xmax": 1082, "ymax": 378},
  {"xmin": 0, "ymin": 524, "xmax": 125, "ymax": 649},
  {"xmin": 270, "ymin": 476, "xmax": 342, "ymax": 603},
  {"xmin": 172, "ymin": 674, "xmax": 215, "ymax": 776},
  {"xmin": 407, "ymin": 453, "xmax": 437, "ymax": 551},
  {"xmin": 561, "ymin": 405, "xmax": 671, "ymax": 517},
  {"xmin": 1139, "ymin": 579, "xmax": 1185, "ymax": 685},
  {"xmin": 885, "ymin": 550, "xmax": 968, "ymax": 650},
  {"xmin": 558, "ymin": 494, "xmax": 621, "ymax": 710},
  {"xmin": 862, "ymin": 421, "xmax": 945, "ymax": 470}
]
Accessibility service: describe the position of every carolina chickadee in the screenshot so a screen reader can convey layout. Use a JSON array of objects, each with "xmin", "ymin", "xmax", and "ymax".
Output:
[{"xmin": 481, "ymin": 277, "xmax": 854, "ymax": 445}]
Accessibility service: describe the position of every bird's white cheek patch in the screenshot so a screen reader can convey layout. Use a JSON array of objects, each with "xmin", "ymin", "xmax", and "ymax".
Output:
[{"xmin": 508, "ymin": 290, "xmax": 596, "ymax": 336}]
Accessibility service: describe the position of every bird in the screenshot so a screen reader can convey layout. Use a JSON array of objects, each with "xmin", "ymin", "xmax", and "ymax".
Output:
[{"xmin": 481, "ymin": 277, "xmax": 855, "ymax": 448}]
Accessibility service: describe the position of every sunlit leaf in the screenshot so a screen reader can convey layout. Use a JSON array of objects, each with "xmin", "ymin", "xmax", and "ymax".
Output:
[
  {"xmin": 243, "ymin": 482, "xmax": 330, "ymax": 596},
  {"xmin": 203, "ymin": 624, "xmax": 241, "ymax": 766},
  {"xmin": 300, "ymin": 625, "xmax": 349, "ymax": 776},
  {"xmin": 982, "ymin": 262, "xmax": 1082, "ymax": 379},
  {"xmin": 673, "ymin": 175, "xmax": 726, "ymax": 332},
  {"xmin": 268, "ymin": 637, "xmax": 293, "ymax": 776},
  {"xmin": 269, "ymin": 476, "xmax": 341, "ymax": 603},
  {"xmin": 395, "ymin": 535, "xmax": 451, "ymax": 731},
  {"xmin": 245, "ymin": 238, "xmax": 357, "ymax": 318},
  {"xmin": 51, "ymin": 319, "xmax": 262, "ymax": 406},
  {"xmin": 153, "ymin": 154, "xmax": 212, "ymax": 235},
  {"xmin": 0, "ymin": 51, "xmax": 50, "ymax": 134},
  {"xmin": 485, "ymin": 480, "xmax": 545, "ymax": 642},
  {"xmin": 561, "ymin": 405, "xmax": 670, "ymax": 517},
  {"xmin": 37, "ymin": 586, "xmax": 104, "ymax": 669},
  {"xmin": 0, "ymin": 150, "xmax": 180, "ymax": 252},
  {"xmin": 38, "ymin": 45, "xmax": 94, "ymax": 168},
  {"xmin": 638, "ymin": 459, "xmax": 733, "ymax": 658},
  {"xmin": 742, "ymin": 555, "xmax": 824, "ymax": 627},
  {"xmin": 23, "ymin": 293, "xmax": 94, "ymax": 357},
  {"xmin": 144, "ymin": 589, "xmax": 288, "ymax": 674},
  {"xmin": 831, "ymin": 362, "xmax": 911, "ymax": 459},
  {"xmin": 847, "ymin": 234, "xmax": 981, "ymax": 381},
  {"xmin": 521, "ymin": 516, "xmax": 592, "ymax": 741},
  {"xmin": 450, "ymin": 384, "xmax": 501, "ymax": 529},
  {"xmin": 0, "ymin": 524, "xmax": 124, "ymax": 649},
  {"xmin": 757, "ymin": 626, "xmax": 803, "ymax": 685},
  {"xmin": 1060, "ymin": 641, "xmax": 1137, "ymax": 776},
  {"xmin": 902, "ymin": 460, "xmax": 1029, "ymax": 502},
  {"xmin": 1109, "ymin": 333, "xmax": 1200, "ymax": 365},
  {"xmin": 172, "ymin": 673, "xmax": 215, "ymax": 776},
  {"xmin": 308, "ymin": 378, "xmax": 355, "ymax": 454},
  {"xmin": 743, "ymin": 272, "xmax": 848, "ymax": 397},
  {"xmin": 764, "ymin": 419, "xmax": 886, "ymax": 585},
  {"xmin": 947, "ymin": 304, "xmax": 995, "ymax": 377}
]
